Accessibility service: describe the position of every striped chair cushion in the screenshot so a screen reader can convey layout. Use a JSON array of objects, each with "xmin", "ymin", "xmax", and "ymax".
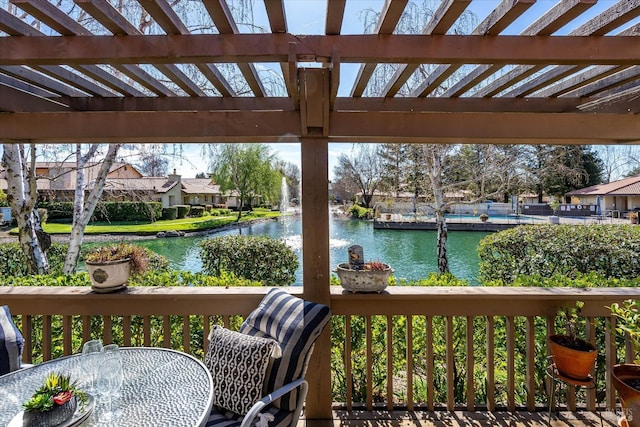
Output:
[
  {"xmin": 205, "ymin": 405, "xmax": 293, "ymax": 427},
  {"xmin": 239, "ymin": 289, "xmax": 331, "ymax": 411},
  {"xmin": 0, "ymin": 305, "xmax": 24, "ymax": 375}
]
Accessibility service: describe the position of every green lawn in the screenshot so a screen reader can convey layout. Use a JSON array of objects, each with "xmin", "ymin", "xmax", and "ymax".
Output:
[{"xmin": 29, "ymin": 210, "xmax": 281, "ymax": 235}]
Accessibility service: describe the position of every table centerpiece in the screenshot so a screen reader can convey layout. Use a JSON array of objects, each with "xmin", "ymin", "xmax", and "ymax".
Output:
[{"xmin": 22, "ymin": 372, "xmax": 87, "ymax": 427}]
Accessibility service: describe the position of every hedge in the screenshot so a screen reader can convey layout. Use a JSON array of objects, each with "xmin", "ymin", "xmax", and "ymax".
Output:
[
  {"xmin": 39, "ymin": 201, "xmax": 162, "ymax": 222},
  {"xmin": 190, "ymin": 206, "xmax": 205, "ymax": 217},
  {"xmin": 200, "ymin": 235, "xmax": 298, "ymax": 286},
  {"xmin": 162, "ymin": 206, "xmax": 178, "ymax": 220},
  {"xmin": 175, "ymin": 205, "xmax": 191, "ymax": 219},
  {"xmin": 478, "ymin": 224, "xmax": 640, "ymax": 284}
]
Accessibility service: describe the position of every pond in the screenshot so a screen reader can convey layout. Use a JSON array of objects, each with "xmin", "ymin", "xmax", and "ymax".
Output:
[{"xmin": 133, "ymin": 215, "xmax": 489, "ymax": 286}]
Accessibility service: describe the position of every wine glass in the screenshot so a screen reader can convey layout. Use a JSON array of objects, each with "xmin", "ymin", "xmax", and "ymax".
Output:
[
  {"xmin": 80, "ymin": 339, "xmax": 103, "ymax": 393},
  {"xmin": 96, "ymin": 355, "xmax": 124, "ymax": 423},
  {"xmin": 102, "ymin": 344, "xmax": 122, "ymax": 399}
]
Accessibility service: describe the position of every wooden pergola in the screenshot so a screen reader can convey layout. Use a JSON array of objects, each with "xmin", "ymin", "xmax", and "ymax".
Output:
[{"xmin": 2, "ymin": 0, "xmax": 640, "ymax": 421}]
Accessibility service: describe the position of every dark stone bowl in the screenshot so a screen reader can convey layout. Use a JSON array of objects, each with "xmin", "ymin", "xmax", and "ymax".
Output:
[{"xmin": 22, "ymin": 396, "xmax": 77, "ymax": 427}]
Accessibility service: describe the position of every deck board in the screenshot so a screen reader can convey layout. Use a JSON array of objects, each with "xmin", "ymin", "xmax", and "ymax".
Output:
[{"xmin": 301, "ymin": 410, "xmax": 621, "ymax": 426}]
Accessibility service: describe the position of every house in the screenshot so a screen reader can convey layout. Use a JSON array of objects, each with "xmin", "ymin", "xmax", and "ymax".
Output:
[
  {"xmin": 0, "ymin": 163, "xmax": 228, "ymax": 209},
  {"xmin": 566, "ymin": 175, "xmax": 640, "ymax": 216}
]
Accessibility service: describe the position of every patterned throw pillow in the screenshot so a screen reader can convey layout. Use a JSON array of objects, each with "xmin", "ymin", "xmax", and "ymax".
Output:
[{"xmin": 204, "ymin": 325, "xmax": 281, "ymax": 415}]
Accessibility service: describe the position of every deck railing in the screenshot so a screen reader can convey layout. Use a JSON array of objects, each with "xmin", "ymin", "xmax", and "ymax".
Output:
[{"xmin": 2, "ymin": 286, "xmax": 639, "ymax": 417}]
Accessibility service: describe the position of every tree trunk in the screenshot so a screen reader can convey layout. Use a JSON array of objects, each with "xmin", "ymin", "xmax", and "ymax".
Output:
[
  {"xmin": 63, "ymin": 144, "xmax": 121, "ymax": 274},
  {"xmin": 2, "ymin": 143, "xmax": 49, "ymax": 274}
]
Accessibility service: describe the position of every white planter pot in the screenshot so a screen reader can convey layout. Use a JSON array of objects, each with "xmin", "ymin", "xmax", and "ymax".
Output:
[
  {"xmin": 334, "ymin": 263, "xmax": 393, "ymax": 293},
  {"xmin": 86, "ymin": 258, "xmax": 131, "ymax": 291}
]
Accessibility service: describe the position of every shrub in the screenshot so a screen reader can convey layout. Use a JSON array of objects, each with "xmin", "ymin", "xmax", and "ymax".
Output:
[
  {"xmin": 38, "ymin": 202, "xmax": 74, "ymax": 220},
  {"xmin": 190, "ymin": 206, "xmax": 205, "ymax": 217},
  {"xmin": 92, "ymin": 202, "xmax": 162, "ymax": 222},
  {"xmin": 162, "ymin": 206, "xmax": 178, "ymax": 220},
  {"xmin": 0, "ymin": 242, "xmax": 67, "ymax": 277},
  {"xmin": 175, "ymin": 205, "xmax": 191, "ymax": 219},
  {"xmin": 348, "ymin": 204, "xmax": 372, "ymax": 219},
  {"xmin": 478, "ymin": 224, "xmax": 640, "ymax": 284},
  {"xmin": 200, "ymin": 235, "xmax": 298, "ymax": 286},
  {"xmin": 37, "ymin": 208, "xmax": 48, "ymax": 223}
]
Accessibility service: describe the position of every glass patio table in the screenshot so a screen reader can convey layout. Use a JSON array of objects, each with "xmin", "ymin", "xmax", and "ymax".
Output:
[{"xmin": 0, "ymin": 347, "xmax": 214, "ymax": 427}]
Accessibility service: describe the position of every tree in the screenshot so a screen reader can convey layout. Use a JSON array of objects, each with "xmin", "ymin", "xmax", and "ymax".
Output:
[
  {"xmin": 136, "ymin": 145, "xmax": 169, "ymax": 177},
  {"xmin": 332, "ymin": 144, "xmax": 383, "ymax": 209},
  {"xmin": 209, "ymin": 144, "xmax": 280, "ymax": 219}
]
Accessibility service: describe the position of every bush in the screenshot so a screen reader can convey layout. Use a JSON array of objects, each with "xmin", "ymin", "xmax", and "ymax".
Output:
[
  {"xmin": 200, "ymin": 235, "xmax": 298, "ymax": 286},
  {"xmin": 162, "ymin": 206, "xmax": 178, "ymax": 220},
  {"xmin": 0, "ymin": 242, "xmax": 67, "ymax": 277},
  {"xmin": 348, "ymin": 204, "xmax": 372, "ymax": 219},
  {"xmin": 92, "ymin": 202, "xmax": 162, "ymax": 222},
  {"xmin": 38, "ymin": 202, "xmax": 74, "ymax": 220},
  {"xmin": 37, "ymin": 208, "xmax": 48, "ymax": 223},
  {"xmin": 478, "ymin": 224, "xmax": 640, "ymax": 284},
  {"xmin": 190, "ymin": 206, "xmax": 205, "ymax": 217},
  {"xmin": 175, "ymin": 205, "xmax": 191, "ymax": 219}
]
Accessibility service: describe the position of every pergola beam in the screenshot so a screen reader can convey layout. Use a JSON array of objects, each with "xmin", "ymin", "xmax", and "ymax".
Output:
[
  {"xmin": 2, "ymin": 34, "xmax": 640, "ymax": 66},
  {"xmin": 2, "ymin": 110, "xmax": 639, "ymax": 144}
]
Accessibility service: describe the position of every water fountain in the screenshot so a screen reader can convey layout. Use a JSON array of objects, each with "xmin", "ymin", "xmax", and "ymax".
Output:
[{"xmin": 280, "ymin": 176, "xmax": 289, "ymax": 214}]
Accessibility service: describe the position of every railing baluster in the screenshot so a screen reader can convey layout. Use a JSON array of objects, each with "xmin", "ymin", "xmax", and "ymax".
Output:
[
  {"xmin": 183, "ymin": 315, "xmax": 191, "ymax": 353},
  {"xmin": 525, "ymin": 316, "xmax": 535, "ymax": 411},
  {"xmin": 386, "ymin": 314, "xmax": 393, "ymax": 411},
  {"xmin": 426, "ymin": 316, "xmax": 434, "ymax": 411},
  {"xmin": 82, "ymin": 315, "xmax": 91, "ymax": 343},
  {"xmin": 407, "ymin": 315, "xmax": 413, "ymax": 411},
  {"xmin": 345, "ymin": 316, "xmax": 353, "ymax": 411},
  {"xmin": 123, "ymin": 316, "xmax": 132, "ymax": 346},
  {"xmin": 163, "ymin": 316, "xmax": 171, "ymax": 348},
  {"xmin": 366, "ymin": 315, "xmax": 373, "ymax": 411},
  {"xmin": 203, "ymin": 315, "xmax": 210, "ymax": 354},
  {"xmin": 466, "ymin": 315, "xmax": 474, "ymax": 411},
  {"xmin": 486, "ymin": 316, "xmax": 495, "ymax": 411},
  {"xmin": 43, "ymin": 315, "xmax": 52, "ymax": 361},
  {"xmin": 103, "ymin": 315, "xmax": 112, "ymax": 344},
  {"xmin": 626, "ymin": 331, "xmax": 634, "ymax": 364},
  {"xmin": 63, "ymin": 315, "xmax": 72, "ymax": 356},
  {"xmin": 143, "ymin": 316, "xmax": 151, "ymax": 347},
  {"xmin": 24, "ymin": 315, "xmax": 33, "ymax": 364},
  {"xmin": 546, "ymin": 316, "xmax": 555, "ymax": 412},
  {"xmin": 506, "ymin": 316, "xmax": 515, "ymax": 411},
  {"xmin": 586, "ymin": 316, "xmax": 596, "ymax": 411},
  {"xmin": 446, "ymin": 315, "xmax": 454, "ymax": 411},
  {"xmin": 606, "ymin": 316, "xmax": 616, "ymax": 410}
]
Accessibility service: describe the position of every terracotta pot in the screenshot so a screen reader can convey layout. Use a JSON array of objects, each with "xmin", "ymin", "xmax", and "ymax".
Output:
[
  {"xmin": 548, "ymin": 334, "xmax": 597, "ymax": 381},
  {"xmin": 86, "ymin": 258, "xmax": 131, "ymax": 290},
  {"xmin": 612, "ymin": 364, "xmax": 640, "ymax": 427}
]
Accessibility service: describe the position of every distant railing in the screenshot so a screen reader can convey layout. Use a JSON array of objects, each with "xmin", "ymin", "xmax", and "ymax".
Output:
[{"xmin": 3, "ymin": 286, "xmax": 639, "ymax": 415}]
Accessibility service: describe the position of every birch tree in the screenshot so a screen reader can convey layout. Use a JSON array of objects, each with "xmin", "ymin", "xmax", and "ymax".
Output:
[
  {"xmin": 62, "ymin": 144, "xmax": 121, "ymax": 274},
  {"xmin": 2, "ymin": 144, "xmax": 49, "ymax": 274}
]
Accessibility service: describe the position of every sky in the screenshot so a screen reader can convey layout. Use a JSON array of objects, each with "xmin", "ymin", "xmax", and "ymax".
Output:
[{"xmin": 169, "ymin": 0, "xmax": 637, "ymax": 179}]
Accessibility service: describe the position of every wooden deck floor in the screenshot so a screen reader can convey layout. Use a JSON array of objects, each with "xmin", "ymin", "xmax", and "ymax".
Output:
[{"xmin": 301, "ymin": 410, "xmax": 621, "ymax": 426}]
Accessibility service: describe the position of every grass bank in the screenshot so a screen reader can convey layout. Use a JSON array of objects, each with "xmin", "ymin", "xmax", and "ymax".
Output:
[{"xmin": 23, "ymin": 210, "xmax": 281, "ymax": 235}]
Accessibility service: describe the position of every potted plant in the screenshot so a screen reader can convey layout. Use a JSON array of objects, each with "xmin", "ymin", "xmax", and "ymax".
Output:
[
  {"xmin": 548, "ymin": 301, "xmax": 598, "ymax": 381},
  {"xmin": 334, "ymin": 261, "xmax": 393, "ymax": 293},
  {"xmin": 479, "ymin": 213, "xmax": 489, "ymax": 222},
  {"xmin": 22, "ymin": 372, "xmax": 87, "ymax": 426},
  {"xmin": 610, "ymin": 299, "xmax": 640, "ymax": 427},
  {"xmin": 85, "ymin": 242, "xmax": 149, "ymax": 292}
]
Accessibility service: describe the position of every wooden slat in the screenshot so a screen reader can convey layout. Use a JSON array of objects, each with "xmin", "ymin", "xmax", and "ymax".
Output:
[
  {"xmin": 201, "ymin": 0, "xmax": 265, "ymax": 97},
  {"xmin": 264, "ymin": 0, "xmax": 286, "ymax": 33},
  {"xmin": 486, "ymin": 316, "xmax": 495, "ymax": 411},
  {"xmin": 163, "ymin": 316, "xmax": 171, "ymax": 348},
  {"xmin": 24, "ymin": 315, "xmax": 33, "ymax": 364},
  {"xmin": 386, "ymin": 315, "xmax": 393, "ymax": 411},
  {"xmin": 63, "ymin": 315, "xmax": 72, "ymax": 355},
  {"xmin": 43, "ymin": 315, "xmax": 52, "ymax": 361},
  {"xmin": 546, "ymin": 316, "xmax": 555, "ymax": 412},
  {"xmin": 446, "ymin": 316, "xmax": 454, "ymax": 411},
  {"xmin": 525, "ymin": 317, "xmax": 535, "ymax": 411},
  {"xmin": 506, "ymin": 316, "xmax": 515, "ymax": 412},
  {"xmin": 366, "ymin": 315, "xmax": 373, "ymax": 411},
  {"xmin": 0, "ymin": 82, "xmax": 68, "ymax": 112},
  {"xmin": 0, "ymin": 65, "xmax": 87, "ymax": 97},
  {"xmin": 426, "ymin": 316, "xmax": 434, "ymax": 411},
  {"xmin": 183, "ymin": 315, "xmax": 190, "ymax": 353},
  {"xmin": 82, "ymin": 315, "xmax": 91, "ymax": 343},
  {"xmin": 351, "ymin": 0, "xmax": 408, "ymax": 97},
  {"xmin": 103, "ymin": 315, "xmax": 112, "ymax": 344},
  {"xmin": 325, "ymin": 0, "xmax": 346, "ymax": 35},
  {"xmin": 586, "ymin": 316, "xmax": 596, "ymax": 411},
  {"xmin": 143, "ymin": 315, "xmax": 151, "ymax": 347},
  {"xmin": 345, "ymin": 316, "xmax": 353, "ymax": 410},
  {"xmin": 605, "ymin": 317, "xmax": 616, "ymax": 410},
  {"xmin": 406, "ymin": 315, "xmax": 413, "ymax": 411},
  {"xmin": 466, "ymin": 316, "xmax": 474, "ymax": 411},
  {"xmin": 123, "ymin": 316, "xmax": 132, "ymax": 346},
  {"xmin": 203, "ymin": 315, "xmax": 210, "ymax": 354}
]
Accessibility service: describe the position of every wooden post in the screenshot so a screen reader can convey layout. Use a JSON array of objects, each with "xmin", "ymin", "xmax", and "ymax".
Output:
[{"xmin": 301, "ymin": 137, "xmax": 331, "ymax": 424}]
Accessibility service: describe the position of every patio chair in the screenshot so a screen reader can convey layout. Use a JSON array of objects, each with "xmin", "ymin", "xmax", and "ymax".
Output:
[
  {"xmin": 0, "ymin": 305, "xmax": 25, "ymax": 376},
  {"xmin": 204, "ymin": 288, "xmax": 331, "ymax": 427}
]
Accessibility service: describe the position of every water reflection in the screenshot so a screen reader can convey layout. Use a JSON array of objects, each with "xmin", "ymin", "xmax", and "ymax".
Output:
[{"xmin": 134, "ymin": 215, "xmax": 488, "ymax": 286}]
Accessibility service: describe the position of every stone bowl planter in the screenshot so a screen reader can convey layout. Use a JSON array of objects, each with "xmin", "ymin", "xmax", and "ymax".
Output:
[
  {"xmin": 334, "ymin": 262, "xmax": 393, "ymax": 293},
  {"xmin": 86, "ymin": 258, "xmax": 131, "ymax": 292},
  {"xmin": 23, "ymin": 395, "xmax": 77, "ymax": 427}
]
